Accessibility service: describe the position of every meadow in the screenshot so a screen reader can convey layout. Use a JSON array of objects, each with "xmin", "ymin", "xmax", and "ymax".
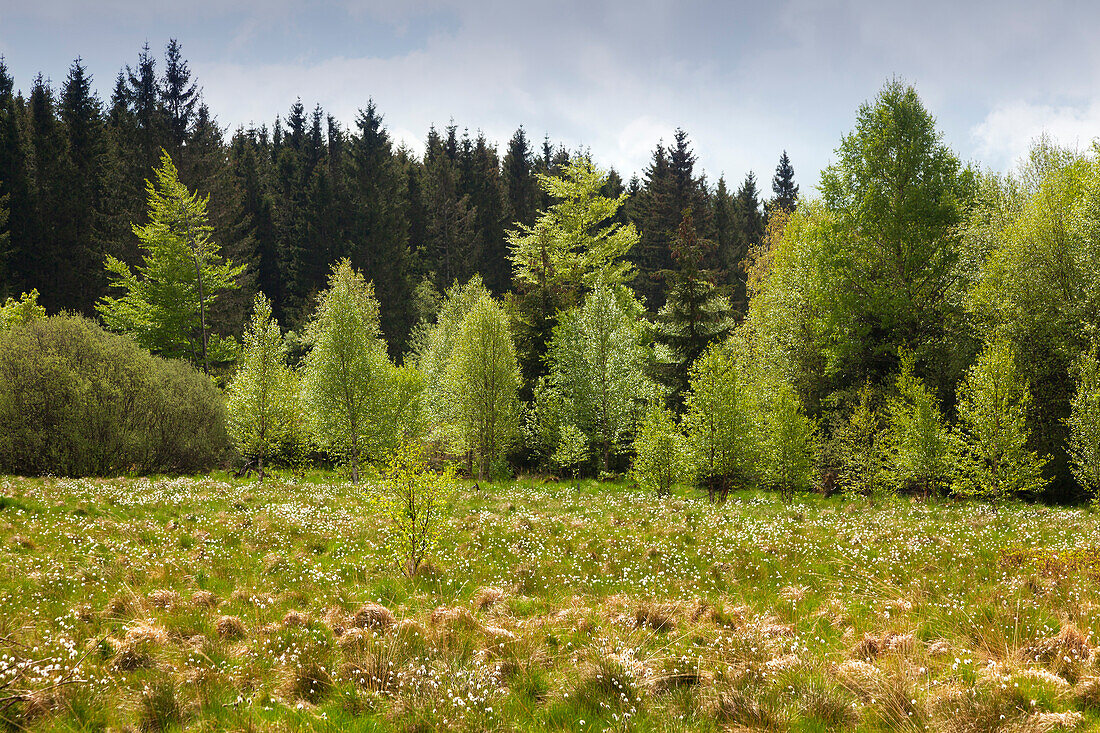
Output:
[{"xmin": 1, "ymin": 473, "xmax": 1099, "ymax": 732}]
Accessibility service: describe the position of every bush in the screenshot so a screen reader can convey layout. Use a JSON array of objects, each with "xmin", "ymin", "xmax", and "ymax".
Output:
[
  {"xmin": 761, "ymin": 386, "xmax": 819, "ymax": 502},
  {"xmin": 886, "ymin": 351, "xmax": 955, "ymax": 496},
  {"xmin": 632, "ymin": 402, "xmax": 690, "ymax": 497},
  {"xmin": 954, "ymin": 338, "xmax": 1049, "ymax": 501},
  {"xmin": 1067, "ymin": 345, "xmax": 1100, "ymax": 503},
  {"xmin": 0, "ymin": 315, "xmax": 227, "ymax": 476},
  {"xmin": 834, "ymin": 383, "xmax": 890, "ymax": 504},
  {"xmin": 374, "ymin": 442, "xmax": 453, "ymax": 576},
  {"xmin": 683, "ymin": 339, "xmax": 760, "ymax": 501}
]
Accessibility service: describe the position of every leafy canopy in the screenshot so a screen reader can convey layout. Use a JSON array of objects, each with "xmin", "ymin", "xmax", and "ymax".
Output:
[{"xmin": 508, "ymin": 157, "xmax": 638, "ymax": 300}]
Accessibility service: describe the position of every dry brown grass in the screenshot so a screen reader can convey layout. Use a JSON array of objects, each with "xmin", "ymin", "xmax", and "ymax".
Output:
[
  {"xmin": 352, "ymin": 602, "xmax": 395, "ymax": 631},
  {"xmin": 215, "ymin": 615, "xmax": 246, "ymax": 640}
]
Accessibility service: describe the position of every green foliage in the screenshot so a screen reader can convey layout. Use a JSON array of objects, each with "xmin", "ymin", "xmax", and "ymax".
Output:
[
  {"xmin": 446, "ymin": 294, "xmax": 521, "ymax": 478},
  {"xmin": 413, "ymin": 275, "xmax": 491, "ymax": 447},
  {"xmin": 226, "ymin": 294, "xmax": 295, "ymax": 481},
  {"xmin": 954, "ymin": 339, "xmax": 1049, "ymax": 501},
  {"xmin": 834, "ymin": 384, "xmax": 890, "ymax": 503},
  {"xmin": 1067, "ymin": 346, "xmax": 1100, "ymax": 502},
  {"xmin": 508, "ymin": 157, "xmax": 640, "ymax": 396},
  {"xmin": 886, "ymin": 351, "xmax": 955, "ymax": 495},
  {"xmin": 0, "ymin": 314, "xmax": 226, "ymax": 476},
  {"xmin": 682, "ymin": 338, "xmax": 760, "ymax": 499},
  {"xmin": 632, "ymin": 402, "xmax": 690, "ymax": 498},
  {"xmin": 552, "ymin": 422, "xmax": 589, "ymax": 488},
  {"xmin": 543, "ymin": 280, "xmax": 655, "ymax": 473},
  {"xmin": 738, "ymin": 201, "xmax": 831, "ymax": 409},
  {"xmin": 819, "ymin": 79, "xmax": 974, "ymax": 389},
  {"xmin": 761, "ymin": 386, "xmax": 819, "ymax": 502},
  {"xmin": 97, "ymin": 150, "xmax": 243, "ymax": 371},
  {"xmin": 967, "ymin": 141, "xmax": 1100, "ymax": 498},
  {"xmin": 508, "ymin": 157, "xmax": 638, "ymax": 296},
  {"xmin": 300, "ymin": 259, "xmax": 417, "ymax": 483},
  {"xmin": 374, "ymin": 441, "xmax": 453, "ymax": 576},
  {"xmin": 0, "ymin": 288, "xmax": 45, "ymax": 328}
]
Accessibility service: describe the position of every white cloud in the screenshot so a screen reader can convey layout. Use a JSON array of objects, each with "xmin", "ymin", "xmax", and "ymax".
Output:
[{"xmin": 971, "ymin": 100, "xmax": 1100, "ymax": 171}]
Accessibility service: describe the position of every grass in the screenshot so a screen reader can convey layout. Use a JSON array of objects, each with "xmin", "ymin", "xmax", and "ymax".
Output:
[{"xmin": 1, "ymin": 472, "xmax": 1100, "ymax": 731}]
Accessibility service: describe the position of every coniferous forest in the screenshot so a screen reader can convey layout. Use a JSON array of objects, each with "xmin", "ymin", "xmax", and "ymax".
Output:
[{"xmin": 0, "ymin": 42, "xmax": 774, "ymax": 350}]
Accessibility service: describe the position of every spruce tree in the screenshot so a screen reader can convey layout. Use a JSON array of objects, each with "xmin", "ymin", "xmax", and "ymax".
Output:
[
  {"xmin": 769, "ymin": 151, "xmax": 798, "ymax": 215},
  {"xmin": 422, "ymin": 124, "xmax": 476, "ymax": 291},
  {"xmin": 345, "ymin": 102, "xmax": 412, "ymax": 355},
  {"xmin": 634, "ymin": 129, "xmax": 711, "ymax": 309},
  {"xmin": 160, "ymin": 39, "xmax": 199, "ymax": 151},
  {"xmin": 712, "ymin": 176, "xmax": 744, "ymax": 311},
  {"xmin": 653, "ymin": 208, "xmax": 734, "ymax": 409},
  {"xmin": 26, "ymin": 75, "xmax": 70, "ymax": 312},
  {"xmin": 0, "ymin": 62, "xmax": 35, "ymax": 298},
  {"xmin": 467, "ymin": 133, "xmax": 507, "ymax": 295},
  {"xmin": 59, "ymin": 58, "xmax": 109, "ymax": 314},
  {"xmin": 502, "ymin": 126, "xmax": 539, "ymax": 232},
  {"xmin": 733, "ymin": 172, "xmax": 765, "ymax": 260}
]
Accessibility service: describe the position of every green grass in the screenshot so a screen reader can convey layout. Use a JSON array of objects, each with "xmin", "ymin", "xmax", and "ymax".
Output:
[{"xmin": 1, "ymin": 472, "xmax": 1100, "ymax": 731}]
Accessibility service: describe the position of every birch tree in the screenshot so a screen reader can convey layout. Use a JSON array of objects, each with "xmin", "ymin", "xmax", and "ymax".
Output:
[
  {"xmin": 226, "ymin": 293, "xmax": 294, "ymax": 483},
  {"xmin": 300, "ymin": 259, "xmax": 394, "ymax": 483}
]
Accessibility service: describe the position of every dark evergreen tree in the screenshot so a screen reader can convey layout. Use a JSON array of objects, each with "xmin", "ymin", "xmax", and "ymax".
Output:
[
  {"xmin": 160, "ymin": 39, "xmax": 199, "ymax": 151},
  {"xmin": 732, "ymin": 172, "xmax": 765, "ymax": 270},
  {"xmin": 124, "ymin": 43, "xmax": 166, "ymax": 170},
  {"xmin": 59, "ymin": 58, "xmax": 110, "ymax": 313},
  {"xmin": 653, "ymin": 208, "xmax": 733, "ymax": 409},
  {"xmin": 712, "ymin": 175, "xmax": 737, "ymax": 281},
  {"xmin": 0, "ymin": 59, "xmax": 34, "ymax": 300},
  {"xmin": 422, "ymin": 125, "xmax": 476, "ymax": 291},
  {"xmin": 26, "ymin": 75, "xmax": 70, "ymax": 311},
  {"xmin": 345, "ymin": 101, "xmax": 413, "ymax": 354},
  {"xmin": 767, "ymin": 150, "xmax": 798, "ymax": 217},
  {"xmin": 501, "ymin": 126, "xmax": 538, "ymax": 232},
  {"xmin": 633, "ymin": 129, "xmax": 711, "ymax": 310},
  {"xmin": 467, "ymin": 133, "xmax": 507, "ymax": 294},
  {"xmin": 230, "ymin": 128, "xmax": 280, "ymax": 319}
]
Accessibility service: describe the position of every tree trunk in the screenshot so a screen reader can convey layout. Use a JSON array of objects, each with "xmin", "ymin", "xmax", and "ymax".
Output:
[{"xmin": 189, "ymin": 230, "xmax": 210, "ymax": 376}]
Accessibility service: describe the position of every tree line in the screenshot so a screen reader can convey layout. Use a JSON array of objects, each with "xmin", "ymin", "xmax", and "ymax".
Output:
[
  {"xmin": 0, "ymin": 41, "xmax": 786, "ymax": 359},
  {"xmin": 3, "ymin": 43, "xmax": 1098, "ymax": 507}
]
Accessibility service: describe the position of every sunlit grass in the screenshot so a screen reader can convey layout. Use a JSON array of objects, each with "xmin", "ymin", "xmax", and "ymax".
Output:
[{"xmin": 1, "ymin": 471, "xmax": 1099, "ymax": 730}]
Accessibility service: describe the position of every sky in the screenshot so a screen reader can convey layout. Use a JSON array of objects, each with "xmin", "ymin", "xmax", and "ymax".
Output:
[{"xmin": 1, "ymin": 0, "xmax": 1099, "ymax": 193}]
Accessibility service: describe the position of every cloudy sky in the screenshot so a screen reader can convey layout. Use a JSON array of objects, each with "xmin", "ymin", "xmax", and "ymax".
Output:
[{"xmin": 1, "ymin": 0, "xmax": 1097, "ymax": 192}]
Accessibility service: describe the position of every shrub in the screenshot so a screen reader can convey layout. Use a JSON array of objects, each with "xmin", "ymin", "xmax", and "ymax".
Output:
[
  {"xmin": 886, "ymin": 351, "xmax": 955, "ymax": 496},
  {"xmin": 954, "ymin": 338, "xmax": 1049, "ymax": 501},
  {"xmin": 0, "ymin": 289, "xmax": 45, "ymax": 329},
  {"xmin": 374, "ymin": 442, "xmax": 453, "ymax": 576},
  {"xmin": 1067, "ymin": 345, "xmax": 1100, "ymax": 503},
  {"xmin": 0, "ymin": 314, "xmax": 226, "ymax": 476},
  {"xmin": 834, "ymin": 383, "xmax": 890, "ymax": 504},
  {"xmin": 632, "ymin": 402, "xmax": 690, "ymax": 497},
  {"xmin": 761, "ymin": 385, "xmax": 819, "ymax": 502},
  {"xmin": 683, "ymin": 339, "xmax": 760, "ymax": 501}
]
